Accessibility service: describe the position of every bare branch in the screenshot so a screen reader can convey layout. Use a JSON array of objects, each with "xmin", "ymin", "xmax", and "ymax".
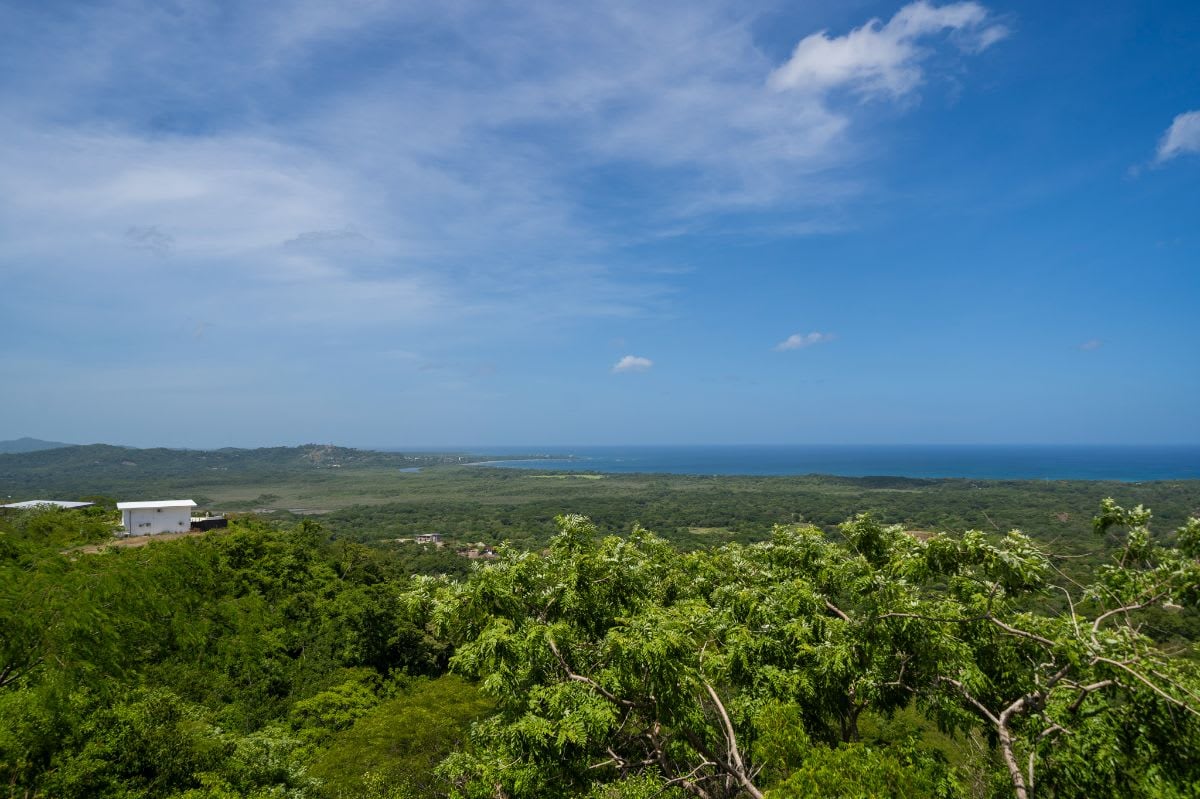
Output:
[
  {"xmin": 986, "ymin": 616, "xmax": 1057, "ymax": 649},
  {"xmin": 1066, "ymin": 680, "xmax": 1115, "ymax": 714},
  {"xmin": 661, "ymin": 760, "xmax": 720, "ymax": 794},
  {"xmin": 546, "ymin": 636, "xmax": 638, "ymax": 708},
  {"xmin": 1094, "ymin": 657, "xmax": 1200, "ymax": 717},
  {"xmin": 702, "ymin": 681, "xmax": 763, "ymax": 799},
  {"xmin": 940, "ymin": 675, "xmax": 1046, "ymax": 799},
  {"xmin": 824, "ymin": 600, "xmax": 850, "ymax": 622},
  {"xmin": 1037, "ymin": 723, "xmax": 1067, "ymax": 742},
  {"xmin": 997, "ymin": 721, "xmax": 1030, "ymax": 799},
  {"xmin": 1091, "ymin": 593, "xmax": 1169, "ymax": 639},
  {"xmin": 939, "ymin": 676, "xmax": 1000, "ymax": 727},
  {"xmin": 1150, "ymin": 670, "xmax": 1200, "ymax": 705},
  {"xmin": 0, "ymin": 657, "xmax": 43, "ymax": 690},
  {"xmin": 1055, "ymin": 585, "xmax": 1081, "ymax": 638}
]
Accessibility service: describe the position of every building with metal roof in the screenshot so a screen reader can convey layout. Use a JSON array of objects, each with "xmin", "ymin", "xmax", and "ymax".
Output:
[{"xmin": 117, "ymin": 499, "xmax": 197, "ymax": 536}]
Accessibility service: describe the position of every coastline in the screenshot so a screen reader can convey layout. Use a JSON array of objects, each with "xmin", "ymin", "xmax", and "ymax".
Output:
[{"xmin": 453, "ymin": 445, "xmax": 1200, "ymax": 482}]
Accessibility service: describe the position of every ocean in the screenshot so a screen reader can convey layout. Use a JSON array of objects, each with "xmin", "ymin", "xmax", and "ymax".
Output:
[{"xmin": 450, "ymin": 445, "xmax": 1200, "ymax": 482}]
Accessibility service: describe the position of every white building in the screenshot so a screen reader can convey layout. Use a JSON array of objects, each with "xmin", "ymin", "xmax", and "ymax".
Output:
[{"xmin": 117, "ymin": 499, "xmax": 197, "ymax": 536}]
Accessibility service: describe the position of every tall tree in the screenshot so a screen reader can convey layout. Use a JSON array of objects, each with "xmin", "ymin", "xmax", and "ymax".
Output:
[{"xmin": 429, "ymin": 504, "xmax": 1200, "ymax": 798}]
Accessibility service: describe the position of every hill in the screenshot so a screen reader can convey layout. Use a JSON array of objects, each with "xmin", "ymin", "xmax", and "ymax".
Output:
[
  {"xmin": 0, "ymin": 436, "xmax": 72, "ymax": 454},
  {"xmin": 0, "ymin": 443, "xmax": 499, "ymax": 504}
]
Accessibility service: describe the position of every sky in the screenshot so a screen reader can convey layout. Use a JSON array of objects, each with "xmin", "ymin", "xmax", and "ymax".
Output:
[{"xmin": 0, "ymin": 0, "xmax": 1197, "ymax": 448}]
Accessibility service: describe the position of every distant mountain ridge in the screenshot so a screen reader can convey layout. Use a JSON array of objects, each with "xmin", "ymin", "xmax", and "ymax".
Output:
[
  {"xmin": 0, "ymin": 437, "xmax": 73, "ymax": 454},
  {"xmin": 0, "ymin": 443, "xmax": 503, "ymax": 499}
]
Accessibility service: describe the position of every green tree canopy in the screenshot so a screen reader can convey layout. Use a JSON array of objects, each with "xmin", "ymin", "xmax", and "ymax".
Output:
[{"xmin": 428, "ymin": 503, "xmax": 1200, "ymax": 799}]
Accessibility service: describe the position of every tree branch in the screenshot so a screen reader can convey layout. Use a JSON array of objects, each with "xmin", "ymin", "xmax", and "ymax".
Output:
[
  {"xmin": 824, "ymin": 600, "xmax": 850, "ymax": 621},
  {"xmin": 661, "ymin": 760, "xmax": 721, "ymax": 799},
  {"xmin": 702, "ymin": 681, "xmax": 763, "ymax": 799},
  {"xmin": 1094, "ymin": 657, "xmax": 1200, "ymax": 717},
  {"xmin": 939, "ymin": 676, "xmax": 1000, "ymax": 727},
  {"xmin": 546, "ymin": 636, "xmax": 637, "ymax": 708},
  {"xmin": 986, "ymin": 616, "xmax": 1057, "ymax": 649},
  {"xmin": 1090, "ymin": 594, "xmax": 1168, "ymax": 639}
]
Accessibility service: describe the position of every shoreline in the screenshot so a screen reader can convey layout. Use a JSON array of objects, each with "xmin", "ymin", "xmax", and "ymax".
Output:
[
  {"xmin": 445, "ymin": 444, "xmax": 1200, "ymax": 482},
  {"xmin": 463, "ymin": 456, "xmax": 583, "ymax": 467},
  {"xmin": 463, "ymin": 456, "xmax": 1199, "ymax": 483}
]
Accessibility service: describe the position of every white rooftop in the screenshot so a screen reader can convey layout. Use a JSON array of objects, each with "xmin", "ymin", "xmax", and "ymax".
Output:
[
  {"xmin": 117, "ymin": 499, "xmax": 197, "ymax": 510},
  {"xmin": 1, "ymin": 500, "xmax": 94, "ymax": 510}
]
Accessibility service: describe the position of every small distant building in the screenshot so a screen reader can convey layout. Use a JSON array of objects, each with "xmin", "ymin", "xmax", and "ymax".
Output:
[
  {"xmin": 117, "ymin": 499, "xmax": 196, "ymax": 536},
  {"xmin": 414, "ymin": 533, "xmax": 442, "ymax": 545},
  {"xmin": 190, "ymin": 515, "xmax": 228, "ymax": 532},
  {"xmin": 1, "ymin": 499, "xmax": 94, "ymax": 510},
  {"xmin": 457, "ymin": 542, "xmax": 497, "ymax": 560}
]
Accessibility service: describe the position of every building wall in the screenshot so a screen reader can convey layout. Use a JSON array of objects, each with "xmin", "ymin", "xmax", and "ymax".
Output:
[{"xmin": 121, "ymin": 507, "xmax": 192, "ymax": 536}]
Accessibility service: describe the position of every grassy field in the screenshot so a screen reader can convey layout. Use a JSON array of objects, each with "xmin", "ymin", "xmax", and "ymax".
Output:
[{"xmin": 285, "ymin": 466, "xmax": 1200, "ymax": 559}]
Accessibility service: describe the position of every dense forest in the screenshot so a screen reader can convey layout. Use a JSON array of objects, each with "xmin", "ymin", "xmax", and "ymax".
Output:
[{"xmin": 3, "ymin": 490, "xmax": 1199, "ymax": 798}]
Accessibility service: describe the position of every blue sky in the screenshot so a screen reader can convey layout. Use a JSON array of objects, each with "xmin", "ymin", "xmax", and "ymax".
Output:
[{"xmin": 1, "ymin": 0, "xmax": 1197, "ymax": 448}]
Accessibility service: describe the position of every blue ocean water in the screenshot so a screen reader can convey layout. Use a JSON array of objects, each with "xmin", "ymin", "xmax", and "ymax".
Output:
[{"xmin": 454, "ymin": 445, "xmax": 1200, "ymax": 481}]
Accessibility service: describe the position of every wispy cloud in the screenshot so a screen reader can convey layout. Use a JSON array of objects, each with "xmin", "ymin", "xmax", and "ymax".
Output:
[
  {"xmin": 282, "ymin": 227, "xmax": 371, "ymax": 250},
  {"xmin": 768, "ymin": 1, "xmax": 1007, "ymax": 98},
  {"xmin": 1155, "ymin": 110, "xmax": 1200, "ymax": 164},
  {"xmin": 775, "ymin": 332, "xmax": 836, "ymax": 351},
  {"xmin": 612, "ymin": 355, "xmax": 654, "ymax": 373},
  {"xmin": 1079, "ymin": 339, "xmax": 1103, "ymax": 351},
  {"xmin": 0, "ymin": 0, "xmax": 1003, "ymax": 414},
  {"xmin": 0, "ymin": 1, "xmax": 1009, "ymax": 293},
  {"xmin": 124, "ymin": 225, "xmax": 174, "ymax": 256}
]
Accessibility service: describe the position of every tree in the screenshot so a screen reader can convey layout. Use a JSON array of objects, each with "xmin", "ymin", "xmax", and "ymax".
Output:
[{"xmin": 427, "ymin": 503, "xmax": 1200, "ymax": 798}]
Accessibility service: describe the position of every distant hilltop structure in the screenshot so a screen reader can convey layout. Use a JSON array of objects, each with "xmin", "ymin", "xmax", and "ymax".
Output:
[
  {"xmin": 396, "ymin": 533, "xmax": 444, "ymax": 545},
  {"xmin": 458, "ymin": 542, "xmax": 497, "ymax": 560},
  {"xmin": 4, "ymin": 497, "xmax": 228, "ymax": 538},
  {"xmin": 117, "ymin": 499, "xmax": 197, "ymax": 536}
]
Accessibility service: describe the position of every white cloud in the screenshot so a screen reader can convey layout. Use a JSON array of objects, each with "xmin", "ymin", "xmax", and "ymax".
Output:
[
  {"xmin": 0, "ymin": 0, "xmax": 1003, "ymax": 396},
  {"xmin": 1079, "ymin": 339, "xmax": 1103, "ymax": 351},
  {"xmin": 768, "ymin": 1, "xmax": 1007, "ymax": 98},
  {"xmin": 612, "ymin": 355, "xmax": 654, "ymax": 373},
  {"xmin": 775, "ymin": 332, "xmax": 836, "ymax": 351},
  {"xmin": 1156, "ymin": 110, "xmax": 1200, "ymax": 163},
  {"xmin": 0, "ymin": 1, "xmax": 1010, "ymax": 283}
]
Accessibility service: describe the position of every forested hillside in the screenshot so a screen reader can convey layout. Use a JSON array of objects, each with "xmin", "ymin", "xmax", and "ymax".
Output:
[
  {"xmin": 0, "ymin": 444, "xmax": 520, "ymax": 506},
  {"xmin": 2, "ymin": 500, "xmax": 1199, "ymax": 798},
  {"xmin": 1, "ymin": 505, "xmax": 484, "ymax": 799}
]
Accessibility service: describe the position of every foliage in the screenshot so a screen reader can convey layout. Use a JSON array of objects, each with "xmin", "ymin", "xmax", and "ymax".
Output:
[
  {"xmin": 767, "ymin": 739, "xmax": 957, "ymax": 799},
  {"xmin": 0, "ymin": 515, "xmax": 450, "ymax": 798},
  {"xmin": 308, "ymin": 675, "xmax": 492, "ymax": 799},
  {"xmin": 428, "ymin": 505, "xmax": 1200, "ymax": 799},
  {"xmin": 2, "ymin": 497, "xmax": 1199, "ymax": 799}
]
